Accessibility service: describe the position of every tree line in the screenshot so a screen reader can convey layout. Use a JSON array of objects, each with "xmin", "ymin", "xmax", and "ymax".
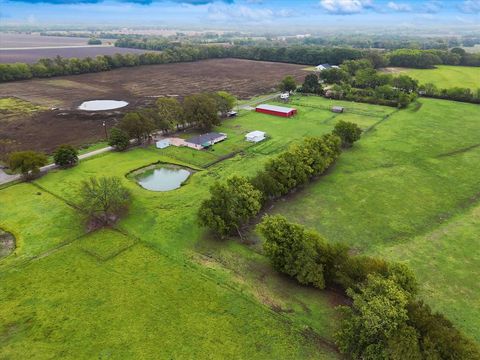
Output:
[
  {"xmin": 1, "ymin": 44, "xmax": 478, "ymax": 83},
  {"xmin": 258, "ymin": 215, "xmax": 480, "ymax": 359},
  {"xmin": 198, "ymin": 121, "xmax": 361, "ymax": 239}
]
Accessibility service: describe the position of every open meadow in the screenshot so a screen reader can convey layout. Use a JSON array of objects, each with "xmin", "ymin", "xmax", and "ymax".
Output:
[
  {"xmin": 383, "ymin": 65, "xmax": 480, "ymax": 90},
  {"xmin": 2, "ymin": 93, "xmax": 479, "ymax": 357},
  {"xmin": 0, "ymin": 59, "xmax": 307, "ymax": 153}
]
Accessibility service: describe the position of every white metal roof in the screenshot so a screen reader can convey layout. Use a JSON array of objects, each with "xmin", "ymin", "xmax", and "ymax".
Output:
[
  {"xmin": 256, "ymin": 104, "xmax": 296, "ymax": 113},
  {"xmin": 246, "ymin": 131, "xmax": 266, "ymax": 137}
]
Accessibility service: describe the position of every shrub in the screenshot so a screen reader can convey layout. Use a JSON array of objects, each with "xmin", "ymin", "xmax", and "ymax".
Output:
[
  {"xmin": 333, "ymin": 121, "xmax": 362, "ymax": 147},
  {"xmin": 53, "ymin": 144, "xmax": 78, "ymax": 167},
  {"xmin": 279, "ymin": 75, "xmax": 297, "ymax": 92},
  {"xmin": 108, "ymin": 127, "xmax": 130, "ymax": 151},
  {"xmin": 8, "ymin": 150, "xmax": 47, "ymax": 180}
]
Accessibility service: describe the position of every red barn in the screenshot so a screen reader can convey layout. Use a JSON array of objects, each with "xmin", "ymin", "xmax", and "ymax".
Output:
[{"xmin": 255, "ymin": 104, "xmax": 297, "ymax": 118}]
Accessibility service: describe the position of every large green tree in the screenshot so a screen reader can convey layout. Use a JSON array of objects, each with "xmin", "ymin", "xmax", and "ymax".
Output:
[
  {"xmin": 198, "ymin": 176, "xmax": 262, "ymax": 238},
  {"xmin": 8, "ymin": 151, "xmax": 47, "ymax": 180},
  {"xmin": 279, "ymin": 75, "xmax": 297, "ymax": 92},
  {"xmin": 119, "ymin": 111, "xmax": 155, "ymax": 143},
  {"xmin": 335, "ymin": 275, "xmax": 420, "ymax": 359},
  {"xmin": 183, "ymin": 93, "xmax": 220, "ymax": 131},
  {"xmin": 108, "ymin": 127, "xmax": 130, "ymax": 151},
  {"xmin": 156, "ymin": 97, "xmax": 184, "ymax": 131},
  {"xmin": 333, "ymin": 121, "xmax": 362, "ymax": 147},
  {"xmin": 53, "ymin": 145, "xmax": 78, "ymax": 168},
  {"xmin": 78, "ymin": 176, "xmax": 131, "ymax": 226},
  {"xmin": 258, "ymin": 215, "xmax": 326, "ymax": 289},
  {"xmin": 302, "ymin": 73, "xmax": 323, "ymax": 94}
]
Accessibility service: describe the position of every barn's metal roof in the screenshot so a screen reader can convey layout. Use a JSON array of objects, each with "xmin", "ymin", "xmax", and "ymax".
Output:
[{"xmin": 256, "ymin": 104, "xmax": 296, "ymax": 113}]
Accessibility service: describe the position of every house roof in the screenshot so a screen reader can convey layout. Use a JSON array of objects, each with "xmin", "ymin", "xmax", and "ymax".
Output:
[
  {"xmin": 316, "ymin": 63, "xmax": 332, "ymax": 69},
  {"xmin": 246, "ymin": 131, "xmax": 266, "ymax": 137},
  {"xmin": 186, "ymin": 132, "xmax": 225, "ymax": 146},
  {"xmin": 256, "ymin": 104, "xmax": 296, "ymax": 113}
]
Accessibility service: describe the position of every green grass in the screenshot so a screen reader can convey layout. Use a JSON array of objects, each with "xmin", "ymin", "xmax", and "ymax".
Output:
[
  {"xmin": 1, "ymin": 95, "xmax": 479, "ymax": 356},
  {"xmin": 393, "ymin": 65, "xmax": 480, "ymax": 90},
  {"xmin": 267, "ymin": 98, "xmax": 480, "ymax": 341},
  {"xmin": 0, "ymin": 97, "xmax": 45, "ymax": 114}
]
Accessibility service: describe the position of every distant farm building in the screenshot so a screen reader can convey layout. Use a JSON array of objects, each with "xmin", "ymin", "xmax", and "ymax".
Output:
[
  {"xmin": 255, "ymin": 104, "xmax": 297, "ymax": 118},
  {"xmin": 315, "ymin": 64, "xmax": 340, "ymax": 72},
  {"xmin": 245, "ymin": 131, "xmax": 266, "ymax": 143},
  {"xmin": 185, "ymin": 132, "xmax": 227, "ymax": 150},
  {"xmin": 332, "ymin": 106, "xmax": 344, "ymax": 113}
]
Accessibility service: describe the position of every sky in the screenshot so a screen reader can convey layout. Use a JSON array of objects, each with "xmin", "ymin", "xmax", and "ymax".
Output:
[{"xmin": 1, "ymin": 0, "xmax": 479, "ymax": 31}]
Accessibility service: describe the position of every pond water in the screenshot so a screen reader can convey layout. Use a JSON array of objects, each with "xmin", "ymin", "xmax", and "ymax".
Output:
[
  {"xmin": 137, "ymin": 166, "xmax": 191, "ymax": 192},
  {"xmin": 78, "ymin": 100, "xmax": 128, "ymax": 111}
]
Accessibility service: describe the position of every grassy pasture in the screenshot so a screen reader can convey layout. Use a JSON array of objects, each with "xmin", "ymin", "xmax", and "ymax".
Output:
[
  {"xmin": 387, "ymin": 65, "xmax": 480, "ymax": 90},
  {"xmin": 1, "ymin": 95, "xmax": 479, "ymax": 357},
  {"xmin": 268, "ymin": 98, "xmax": 480, "ymax": 340}
]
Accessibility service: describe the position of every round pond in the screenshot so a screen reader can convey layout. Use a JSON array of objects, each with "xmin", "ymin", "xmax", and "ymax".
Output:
[
  {"xmin": 78, "ymin": 100, "xmax": 128, "ymax": 111},
  {"xmin": 136, "ymin": 166, "xmax": 191, "ymax": 192}
]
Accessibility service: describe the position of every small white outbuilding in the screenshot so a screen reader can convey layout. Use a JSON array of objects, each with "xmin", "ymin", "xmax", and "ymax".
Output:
[
  {"xmin": 245, "ymin": 131, "xmax": 266, "ymax": 143},
  {"xmin": 156, "ymin": 139, "xmax": 171, "ymax": 149}
]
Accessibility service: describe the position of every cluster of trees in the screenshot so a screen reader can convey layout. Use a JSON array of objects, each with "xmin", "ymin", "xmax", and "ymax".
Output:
[
  {"xmin": 419, "ymin": 83, "xmax": 480, "ymax": 104},
  {"xmin": 198, "ymin": 121, "xmax": 361, "ymax": 238},
  {"xmin": 0, "ymin": 45, "xmax": 230, "ymax": 82},
  {"xmin": 115, "ymin": 37, "xmax": 174, "ymax": 51},
  {"xmin": 87, "ymin": 38, "xmax": 102, "ymax": 45},
  {"xmin": 388, "ymin": 48, "xmax": 480, "ymax": 68},
  {"xmin": 108, "ymin": 91, "xmax": 235, "ymax": 150},
  {"xmin": 258, "ymin": 215, "xmax": 480, "ymax": 359},
  {"xmin": 2, "ymin": 44, "xmax": 478, "ymax": 83},
  {"xmin": 305, "ymin": 60, "xmax": 418, "ymax": 108}
]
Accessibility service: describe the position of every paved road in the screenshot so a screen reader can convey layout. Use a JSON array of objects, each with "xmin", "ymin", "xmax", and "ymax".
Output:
[{"xmin": 0, "ymin": 145, "xmax": 114, "ymax": 186}]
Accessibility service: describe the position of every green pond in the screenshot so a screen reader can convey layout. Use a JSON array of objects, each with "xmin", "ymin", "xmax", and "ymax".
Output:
[{"xmin": 136, "ymin": 166, "xmax": 191, "ymax": 192}]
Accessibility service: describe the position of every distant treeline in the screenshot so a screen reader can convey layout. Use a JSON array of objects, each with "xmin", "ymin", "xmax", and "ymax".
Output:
[{"xmin": 1, "ymin": 45, "xmax": 479, "ymax": 84}]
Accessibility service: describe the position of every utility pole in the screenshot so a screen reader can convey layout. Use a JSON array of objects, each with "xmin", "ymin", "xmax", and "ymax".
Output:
[{"xmin": 102, "ymin": 121, "xmax": 108, "ymax": 140}]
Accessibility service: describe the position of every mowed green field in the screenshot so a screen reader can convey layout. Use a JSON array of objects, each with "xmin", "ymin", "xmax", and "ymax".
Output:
[
  {"xmin": 391, "ymin": 65, "xmax": 480, "ymax": 90},
  {"xmin": 1, "ymin": 96, "xmax": 479, "ymax": 357}
]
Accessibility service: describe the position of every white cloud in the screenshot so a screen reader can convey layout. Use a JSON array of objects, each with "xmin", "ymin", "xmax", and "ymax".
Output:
[
  {"xmin": 208, "ymin": 3, "xmax": 281, "ymax": 21},
  {"xmin": 459, "ymin": 0, "xmax": 480, "ymax": 13},
  {"xmin": 387, "ymin": 1, "xmax": 412, "ymax": 12},
  {"xmin": 319, "ymin": 0, "xmax": 373, "ymax": 14}
]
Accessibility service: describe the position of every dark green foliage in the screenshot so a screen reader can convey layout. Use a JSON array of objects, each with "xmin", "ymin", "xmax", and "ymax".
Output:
[
  {"xmin": 108, "ymin": 127, "xmax": 130, "ymax": 151},
  {"xmin": 419, "ymin": 83, "xmax": 480, "ymax": 104},
  {"xmin": 392, "ymin": 75, "xmax": 418, "ymax": 92},
  {"xmin": 198, "ymin": 176, "xmax": 262, "ymax": 238},
  {"xmin": 407, "ymin": 301, "xmax": 480, "ymax": 360},
  {"xmin": 333, "ymin": 121, "xmax": 362, "ymax": 147},
  {"xmin": 216, "ymin": 91, "xmax": 237, "ymax": 116},
  {"xmin": 388, "ymin": 49, "xmax": 442, "ymax": 68},
  {"xmin": 319, "ymin": 68, "xmax": 350, "ymax": 84},
  {"xmin": 119, "ymin": 111, "xmax": 156, "ymax": 144},
  {"xmin": 279, "ymin": 75, "xmax": 297, "ymax": 92},
  {"xmin": 302, "ymin": 73, "xmax": 323, "ymax": 94},
  {"xmin": 78, "ymin": 176, "xmax": 131, "ymax": 226},
  {"xmin": 53, "ymin": 145, "xmax": 78, "ymax": 168},
  {"xmin": 252, "ymin": 134, "xmax": 342, "ymax": 200},
  {"xmin": 87, "ymin": 38, "xmax": 102, "ymax": 45},
  {"xmin": 156, "ymin": 97, "xmax": 184, "ymax": 131},
  {"xmin": 335, "ymin": 275, "xmax": 416, "ymax": 359},
  {"xmin": 183, "ymin": 93, "xmax": 220, "ymax": 131},
  {"xmin": 354, "ymin": 68, "xmax": 392, "ymax": 88},
  {"xmin": 341, "ymin": 59, "xmax": 373, "ymax": 76},
  {"xmin": 258, "ymin": 215, "xmax": 326, "ymax": 289},
  {"xmin": 8, "ymin": 150, "xmax": 47, "ymax": 179}
]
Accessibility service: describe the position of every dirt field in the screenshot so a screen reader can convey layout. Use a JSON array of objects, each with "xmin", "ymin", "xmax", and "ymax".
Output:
[
  {"xmin": 0, "ymin": 33, "xmax": 93, "ymax": 48},
  {"xmin": 0, "ymin": 58, "xmax": 306, "ymax": 153}
]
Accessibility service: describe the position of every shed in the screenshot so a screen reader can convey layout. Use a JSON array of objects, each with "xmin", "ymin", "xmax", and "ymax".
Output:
[
  {"xmin": 227, "ymin": 111, "xmax": 238, "ymax": 117},
  {"xmin": 315, "ymin": 64, "xmax": 340, "ymax": 72},
  {"xmin": 332, "ymin": 106, "xmax": 344, "ymax": 113},
  {"xmin": 245, "ymin": 131, "xmax": 266, "ymax": 143},
  {"xmin": 156, "ymin": 139, "xmax": 170, "ymax": 149},
  {"xmin": 185, "ymin": 132, "xmax": 227, "ymax": 150},
  {"xmin": 255, "ymin": 104, "xmax": 297, "ymax": 118},
  {"xmin": 280, "ymin": 92, "xmax": 290, "ymax": 100}
]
